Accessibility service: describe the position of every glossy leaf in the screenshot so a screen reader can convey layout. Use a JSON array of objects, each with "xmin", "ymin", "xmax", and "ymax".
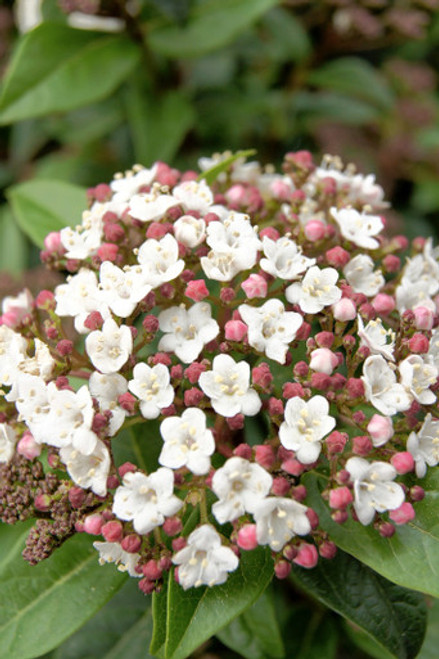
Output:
[
  {"xmin": 417, "ymin": 598, "xmax": 439, "ymax": 659},
  {"xmin": 0, "ymin": 523, "xmax": 126, "ymax": 659},
  {"xmin": 279, "ymin": 605, "xmax": 338, "ymax": 659},
  {"xmin": 197, "ymin": 149, "xmax": 257, "ymax": 185},
  {"xmin": 291, "ymin": 549, "xmax": 427, "ymax": 659},
  {"xmin": 7, "ymin": 179, "xmax": 86, "ymax": 247},
  {"xmin": 149, "ymin": 0, "xmax": 282, "ymax": 58},
  {"xmin": 304, "ymin": 471, "xmax": 439, "ymax": 598},
  {"xmin": 150, "ymin": 546, "xmax": 273, "ymax": 659},
  {"xmin": 0, "ymin": 24, "xmax": 139, "ymax": 124},
  {"xmin": 112, "ymin": 422, "xmax": 163, "ymax": 475}
]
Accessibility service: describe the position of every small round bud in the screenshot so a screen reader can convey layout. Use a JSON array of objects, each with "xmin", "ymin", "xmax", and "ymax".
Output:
[
  {"xmin": 121, "ymin": 534, "xmax": 142, "ymax": 553},
  {"xmin": 237, "ymin": 524, "xmax": 258, "ymax": 551},
  {"xmin": 274, "ymin": 560, "xmax": 292, "ymax": 579},
  {"xmin": 293, "ymin": 543, "xmax": 318, "ymax": 568},
  {"xmin": 329, "ymin": 486, "xmax": 353, "ymax": 510},
  {"xmin": 102, "ymin": 521, "xmax": 123, "ymax": 543}
]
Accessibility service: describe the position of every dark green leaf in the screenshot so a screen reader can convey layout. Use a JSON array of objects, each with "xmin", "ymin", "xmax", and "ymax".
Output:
[
  {"xmin": 304, "ymin": 471, "xmax": 439, "ymax": 598},
  {"xmin": 307, "ymin": 57, "xmax": 394, "ymax": 111},
  {"xmin": 148, "ymin": 0, "xmax": 282, "ymax": 58},
  {"xmin": 291, "ymin": 91, "xmax": 382, "ymax": 125},
  {"xmin": 0, "ymin": 523, "xmax": 126, "ymax": 659},
  {"xmin": 150, "ymin": 546, "xmax": 273, "ymax": 659},
  {"xmin": 148, "ymin": 0, "xmax": 192, "ymax": 24},
  {"xmin": 261, "ymin": 7, "xmax": 311, "ymax": 63},
  {"xmin": 417, "ymin": 598, "xmax": 439, "ymax": 659},
  {"xmin": 7, "ymin": 179, "xmax": 86, "ymax": 247},
  {"xmin": 112, "ymin": 422, "xmax": 163, "ymax": 475},
  {"xmin": 198, "ymin": 150, "xmax": 257, "ymax": 185},
  {"xmin": 344, "ymin": 621, "xmax": 394, "ymax": 659},
  {"xmin": 291, "ymin": 548, "xmax": 427, "ymax": 659},
  {"xmin": 0, "ymin": 24, "xmax": 140, "ymax": 124},
  {"xmin": 217, "ymin": 586, "xmax": 284, "ymax": 658},
  {"xmin": 0, "ymin": 206, "xmax": 29, "ymax": 275}
]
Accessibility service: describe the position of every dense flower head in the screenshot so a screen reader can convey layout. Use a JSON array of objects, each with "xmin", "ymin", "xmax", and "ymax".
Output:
[{"xmin": 2, "ymin": 151, "xmax": 439, "ymax": 592}]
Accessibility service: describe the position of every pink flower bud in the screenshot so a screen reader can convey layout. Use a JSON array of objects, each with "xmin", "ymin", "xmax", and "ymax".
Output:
[
  {"xmin": 389, "ymin": 502, "xmax": 415, "ymax": 525},
  {"xmin": 306, "ymin": 508, "xmax": 319, "ymax": 529},
  {"xmin": 35, "ymin": 290, "xmax": 55, "ymax": 311},
  {"xmin": 382, "ymin": 254, "xmax": 401, "ymax": 272},
  {"xmin": 282, "ymin": 382, "xmax": 304, "ymax": 399},
  {"xmin": 97, "ymin": 243, "xmax": 118, "ymax": 262},
  {"xmin": 391, "ymin": 452, "xmax": 414, "ymax": 474},
  {"xmin": 172, "ymin": 537, "xmax": 187, "ymax": 552},
  {"xmin": 372, "ymin": 293, "xmax": 395, "ymax": 315},
  {"xmin": 255, "ymin": 444, "xmax": 276, "ymax": 469},
  {"xmin": 296, "ymin": 322, "xmax": 311, "ymax": 341},
  {"xmin": 104, "ymin": 222, "xmax": 125, "ymax": 242},
  {"xmin": 410, "ymin": 485, "xmax": 425, "ymax": 502},
  {"xmin": 156, "ymin": 162, "xmax": 180, "ymax": 187},
  {"xmin": 345, "ymin": 378, "xmax": 365, "ymax": 398},
  {"xmin": 293, "ymin": 361, "xmax": 309, "ymax": 378},
  {"xmin": 118, "ymin": 392, "xmax": 137, "ymax": 413},
  {"xmin": 138, "ymin": 578, "xmax": 157, "ymax": 594},
  {"xmin": 252, "ymin": 363, "xmax": 273, "ymax": 390},
  {"xmin": 268, "ymin": 397, "xmax": 284, "ymax": 416},
  {"xmin": 233, "ymin": 443, "xmax": 252, "ymax": 460},
  {"xmin": 44, "ymin": 231, "xmax": 64, "ymax": 253},
  {"xmin": 237, "ymin": 524, "xmax": 258, "ymax": 550},
  {"xmin": 413, "ymin": 306, "xmax": 435, "ymax": 330},
  {"xmin": 319, "ymin": 541, "xmax": 337, "ymax": 560},
  {"xmin": 281, "ymin": 456, "xmax": 306, "ymax": 476},
  {"xmin": 101, "ymin": 521, "xmax": 123, "ymax": 542},
  {"xmin": 68, "ymin": 486, "xmax": 86, "ymax": 508},
  {"xmin": 84, "ymin": 514, "xmax": 104, "ymax": 535},
  {"xmin": 121, "ymin": 534, "xmax": 142, "ymax": 553},
  {"xmin": 325, "ymin": 431, "xmax": 348, "ymax": 455},
  {"xmin": 142, "ymin": 314, "xmax": 159, "ymax": 333},
  {"xmin": 353, "ymin": 435, "xmax": 373, "ymax": 456},
  {"xmin": 315, "ymin": 331, "xmax": 334, "ymax": 349},
  {"xmin": 408, "ymin": 333, "xmax": 429, "ymax": 354},
  {"xmin": 184, "ymin": 362, "xmax": 207, "ymax": 384},
  {"xmin": 143, "ymin": 559, "xmax": 163, "ymax": 581},
  {"xmin": 185, "ymin": 279, "xmax": 209, "ymax": 302},
  {"xmin": 183, "ymin": 387, "xmax": 204, "ymax": 407},
  {"xmin": 84, "ymin": 311, "xmax": 104, "ymax": 331},
  {"xmin": 56, "ymin": 339, "xmax": 73, "ymax": 356},
  {"xmin": 219, "ymin": 287, "xmax": 235, "ymax": 303},
  {"xmin": 310, "ymin": 372, "xmax": 332, "ymax": 390},
  {"xmin": 260, "ymin": 226, "xmax": 280, "ymax": 241},
  {"xmin": 274, "ymin": 560, "xmax": 292, "ymax": 579},
  {"xmin": 332, "ymin": 510, "xmax": 348, "ymax": 524},
  {"xmin": 326, "ymin": 246, "xmax": 350, "ymax": 268},
  {"xmin": 34, "ymin": 494, "xmax": 51, "ymax": 512},
  {"xmin": 271, "ymin": 476, "xmax": 290, "ymax": 496},
  {"xmin": 118, "ymin": 462, "xmax": 137, "ymax": 478},
  {"xmin": 226, "ymin": 413, "xmax": 245, "ymax": 430},
  {"xmin": 332, "ymin": 298, "xmax": 356, "ymax": 321},
  {"xmin": 293, "ymin": 543, "xmax": 318, "ymax": 569},
  {"xmin": 17, "ymin": 432, "xmax": 41, "ymax": 459},
  {"xmin": 163, "ymin": 517, "xmax": 183, "ymax": 536},
  {"xmin": 225, "ymin": 320, "xmax": 247, "ymax": 341},
  {"xmin": 329, "ymin": 486, "xmax": 353, "ymax": 509},
  {"xmin": 241, "ymin": 273, "xmax": 268, "ymax": 299},
  {"xmin": 367, "ymin": 414, "xmax": 394, "ymax": 446},
  {"xmin": 304, "ymin": 220, "xmax": 326, "ymax": 242},
  {"xmin": 352, "ymin": 410, "xmax": 366, "ymax": 424},
  {"xmin": 309, "ymin": 348, "xmax": 338, "ymax": 375}
]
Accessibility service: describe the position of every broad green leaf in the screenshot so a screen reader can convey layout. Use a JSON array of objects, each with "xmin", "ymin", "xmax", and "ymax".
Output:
[
  {"xmin": 0, "ymin": 523, "xmax": 126, "ymax": 659},
  {"xmin": 291, "ymin": 549, "xmax": 427, "ymax": 659},
  {"xmin": 0, "ymin": 206, "xmax": 29, "ymax": 275},
  {"xmin": 150, "ymin": 546, "xmax": 273, "ymax": 659},
  {"xmin": 412, "ymin": 178, "xmax": 439, "ymax": 214},
  {"xmin": 0, "ymin": 24, "xmax": 139, "ymax": 124},
  {"xmin": 307, "ymin": 57, "xmax": 394, "ymax": 111},
  {"xmin": 344, "ymin": 622, "xmax": 394, "ymax": 659},
  {"xmin": 46, "ymin": 579, "xmax": 153, "ymax": 659},
  {"xmin": 148, "ymin": 0, "xmax": 282, "ymax": 58},
  {"xmin": 7, "ymin": 179, "xmax": 86, "ymax": 247},
  {"xmin": 112, "ymin": 422, "xmax": 163, "ymax": 475},
  {"xmin": 217, "ymin": 586, "xmax": 284, "ymax": 658},
  {"xmin": 261, "ymin": 7, "xmax": 311, "ymax": 63},
  {"xmin": 197, "ymin": 149, "xmax": 257, "ymax": 185},
  {"xmin": 124, "ymin": 81, "xmax": 195, "ymax": 165},
  {"xmin": 304, "ymin": 471, "xmax": 439, "ymax": 598},
  {"xmin": 280, "ymin": 605, "xmax": 338, "ymax": 659},
  {"xmin": 417, "ymin": 598, "xmax": 439, "ymax": 659},
  {"xmin": 291, "ymin": 90, "xmax": 382, "ymax": 125}
]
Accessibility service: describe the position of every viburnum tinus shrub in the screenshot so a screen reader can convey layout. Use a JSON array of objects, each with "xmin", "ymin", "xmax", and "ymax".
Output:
[{"xmin": 0, "ymin": 150, "xmax": 438, "ymax": 652}]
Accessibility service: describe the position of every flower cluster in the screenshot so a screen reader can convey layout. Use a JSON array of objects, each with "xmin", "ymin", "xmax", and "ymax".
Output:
[{"xmin": 1, "ymin": 150, "xmax": 438, "ymax": 592}]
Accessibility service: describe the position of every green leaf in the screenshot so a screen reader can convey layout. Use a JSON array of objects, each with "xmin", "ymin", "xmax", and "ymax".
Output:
[
  {"xmin": 124, "ymin": 82, "xmax": 195, "ymax": 165},
  {"xmin": 291, "ymin": 549, "xmax": 427, "ymax": 659},
  {"xmin": 291, "ymin": 91, "xmax": 382, "ymax": 125},
  {"xmin": 417, "ymin": 598, "xmax": 439, "ymax": 659},
  {"xmin": 149, "ymin": 0, "xmax": 282, "ymax": 58},
  {"xmin": 304, "ymin": 470, "xmax": 439, "ymax": 598},
  {"xmin": 47, "ymin": 579, "xmax": 153, "ymax": 659},
  {"xmin": 217, "ymin": 586, "xmax": 284, "ymax": 658},
  {"xmin": 0, "ymin": 206, "xmax": 29, "ymax": 276},
  {"xmin": 150, "ymin": 546, "xmax": 273, "ymax": 659},
  {"xmin": 112, "ymin": 422, "xmax": 163, "ymax": 475},
  {"xmin": 198, "ymin": 149, "xmax": 257, "ymax": 185},
  {"xmin": 307, "ymin": 57, "xmax": 394, "ymax": 111},
  {"xmin": 0, "ymin": 523, "xmax": 126, "ymax": 659},
  {"xmin": 261, "ymin": 7, "xmax": 311, "ymax": 63},
  {"xmin": 279, "ymin": 605, "xmax": 338, "ymax": 659},
  {"xmin": 0, "ymin": 24, "xmax": 140, "ymax": 124},
  {"xmin": 7, "ymin": 179, "xmax": 86, "ymax": 248}
]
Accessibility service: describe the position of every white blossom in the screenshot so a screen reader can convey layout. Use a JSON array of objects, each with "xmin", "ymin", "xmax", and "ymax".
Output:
[
  {"xmin": 55, "ymin": 268, "xmax": 110, "ymax": 334},
  {"xmin": 260, "ymin": 236, "xmax": 315, "ymax": 280},
  {"xmin": 89, "ymin": 371, "xmax": 128, "ymax": 436},
  {"xmin": 172, "ymin": 525, "xmax": 239, "ymax": 589},
  {"xmin": 343, "ymin": 255, "xmax": 385, "ymax": 297},
  {"xmin": 98, "ymin": 261, "xmax": 152, "ymax": 318},
  {"xmin": 200, "ymin": 250, "xmax": 244, "ymax": 281},
  {"xmin": 93, "ymin": 541, "xmax": 141, "ymax": 578},
  {"xmin": 285, "ymin": 266, "xmax": 341, "ymax": 314},
  {"xmin": 198, "ymin": 354, "xmax": 261, "ymax": 417},
  {"xmin": 128, "ymin": 363, "xmax": 174, "ymax": 419},
  {"xmin": 158, "ymin": 303, "xmax": 219, "ymax": 363},
  {"xmin": 357, "ymin": 315, "xmax": 395, "ymax": 361},
  {"xmin": 1, "ymin": 288, "xmax": 33, "ymax": 326},
  {"xmin": 85, "ymin": 318, "xmax": 133, "ymax": 374},
  {"xmin": 60, "ymin": 439, "xmax": 110, "ymax": 497},
  {"xmin": 112, "ymin": 468, "xmax": 182, "ymax": 534},
  {"xmin": 330, "ymin": 207, "xmax": 383, "ymax": 249},
  {"xmin": 401, "ymin": 238, "xmax": 439, "ymax": 297},
  {"xmin": 206, "ymin": 213, "xmax": 261, "ymax": 270},
  {"xmin": 238, "ymin": 300, "xmax": 303, "ymax": 364},
  {"xmin": 137, "ymin": 234, "xmax": 185, "ymax": 288},
  {"xmin": 44, "ymin": 383, "xmax": 98, "ymax": 454},
  {"xmin": 211, "ymin": 456, "xmax": 272, "ymax": 523},
  {"xmin": 396, "ymin": 280, "xmax": 435, "ymax": 314},
  {"xmin": 172, "ymin": 179, "xmax": 214, "ymax": 215},
  {"xmin": 159, "ymin": 408, "xmax": 215, "ymax": 475},
  {"xmin": 346, "ymin": 457, "xmax": 405, "ymax": 525},
  {"xmin": 0, "ymin": 325, "xmax": 28, "ymax": 386},
  {"xmin": 110, "ymin": 164, "xmax": 158, "ymax": 204},
  {"xmin": 0, "ymin": 423, "xmax": 17, "ymax": 463},
  {"xmin": 362, "ymin": 355, "xmax": 412, "ymax": 416},
  {"xmin": 7, "ymin": 373, "xmax": 49, "ymax": 442},
  {"xmin": 407, "ymin": 414, "xmax": 439, "ymax": 478},
  {"xmin": 17, "ymin": 338, "xmax": 55, "ymax": 381},
  {"xmin": 399, "ymin": 355, "xmax": 437, "ymax": 405},
  {"xmin": 253, "ymin": 497, "xmax": 311, "ymax": 551},
  {"xmin": 129, "ymin": 189, "xmax": 178, "ymax": 223},
  {"xmin": 173, "ymin": 215, "xmax": 206, "ymax": 248},
  {"xmin": 279, "ymin": 395, "xmax": 336, "ymax": 464},
  {"xmin": 428, "ymin": 328, "xmax": 439, "ymax": 369}
]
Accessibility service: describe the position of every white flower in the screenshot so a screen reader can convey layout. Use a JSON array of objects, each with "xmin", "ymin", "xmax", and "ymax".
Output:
[
  {"xmin": 343, "ymin": 255, "xmax": 384, "ymax": 297},
  {"xmin": 399, "ymin": 355, "xmax": 437, "ymax": 405},
  {"xmin": 206, "ymin": 213, "xmax": 261, "ymax": 270},
  {"xmin": 362, "ymin": 355, "xmax": 412, "ymax": 416},
  {"xmin": 253, "ymin": 497, "xmax": 311, "ymax": 551},
  {"xmin": 238, "ymin": 300, "xmax": 303, "ymax": 364},
  {"xmin": 173, "ymin": 215, "xmax": 206, "ymax": 248},
  {"xmin": 172, "ymin": 525, "xmax": 239, "ymax": 589},
  {"xmin": 401, "ymin": 239, "xmax": 439, "ymax": 297},
  {"xmin": 172, "ymin": 179, "xmax": 214, "ymax": 215},
  {"xmin": 7, "ymin": 374, "xmax": 49, "ymax": 442},
  {"xmin": 407, "ymin": 414, "xmax": 439, "ymax": 477},
  {"xmin": 0, "ymin": 424, "xmax": 17, "ymax": 463},
  {"xmin": 128, "ymin": 363, "xmax": 174, "ymax": 419},
  {"xmin": 89, "ymin": 371, "xmax": 128, "ymax": 436},
  {"xmin": 346, "ymin": 457, "xmax": 405, "ymax": 525},
  {"xmin": 0, "ymin": 325, "xmax": 28, "ymax": 386},
  {"xmin": 279, "ymin": 395, "xmax": 336, "ymax": 464},
  {"xmin": 428, "ymin": 328, "xmax": 439, "ymax": 369},
  {"xmin": 260, "ymin": 236, "xmax": 315, "ymax": 280},
  {"xmin": 285, "ymin": 266, "xmax": 341, "ymax": 314},
  {"xmin": 110, "ymin": 164, "xmax": 158, "ymax": 204},
  {"xmin": 129, "ymin": 190, "xmax": 178, "ymax": 223},
  {"xmin": 45, "ymin": 383, "xmax": 98, "ymax": 454},
  {"xmin": 357, "ymin": 316, "xmax": 395, "ymax": 361},
  {"xmin": 1, "ymin": 288, "xmax": 33, "ymax": 326},
  {"xmin": 159, "ymin": 408, "xmax": 215, "ymax": 475},
  {"xmin": 60, "ymin": 224, "xmax": 102, "ymax": 260},
  {"xmin": 158, "ymin": 303, "xmax": 219, "ymax": 363},
  {"xmin": 211, "ymin": 456, "xmax": 272, "ymax": 523},
  {"xmin": 112, "ymin": 468, "xmax": 182, "ymax": 535},
  {"xmin": 198, "ymin": 354, "xmax": 261, "ymax": 417},
  {"xmin": 85, "ymin": 318, "xmax": 133, "ymax": 374},
  {"xmin": 55, "ymin": 268, "xmax": 110, "ymax": 334},
  {"xmin": 396, "ymin": 280, "xmax": 435, "ymax": 314},
  {"xmin": 331, "ymin": 207, "xmax": 383, "ymax": 250},
  {"xmin": 137, "ymin": 234, "xmax": 185, "ymax": 288},
  {"xmin": 60, "ymin": 439, "xmax": 110, "ymax": 497},
  {"xmin": 98, "ymin": 261, "xmax": 152, "ymax": 318},
  {"xmin": 17, "ymin": 338, "xmax": 55, "ymax": 381},
  {"xmin": 93, "ymin": 541, "xmax": 141, "ymax": 578},
  {"xmin": 200, "ymin": 250, "xmax": 243, "ymax": 281}
]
